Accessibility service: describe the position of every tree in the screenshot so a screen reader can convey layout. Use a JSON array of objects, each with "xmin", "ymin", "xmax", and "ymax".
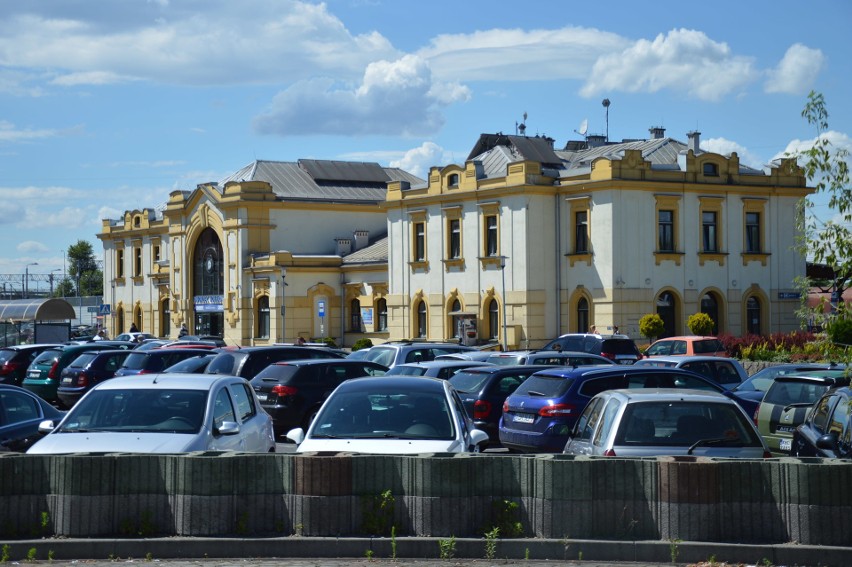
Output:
[
  {"xmin": 639, "ymin": 313, "xmax": 665, "ymax": 343},
  {"xmin": 66, "ymin": 240, "xmax": 103, "ymax": 297},
  {"xmin": 794, "ymin": 92, "xmax": 852, "ymax": 328},
  {"xmin": 52, "ymin": 278, "xmax": 75, "ymax": 298},
  {"xmin": 687, "ymin": 313, "xmax": 715, "ymax": 336}
]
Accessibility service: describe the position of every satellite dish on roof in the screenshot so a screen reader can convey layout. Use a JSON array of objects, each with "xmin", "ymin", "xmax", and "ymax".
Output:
[{"xmin": 575, "ymin": 119, "xmax": 588, "ymax": 137}]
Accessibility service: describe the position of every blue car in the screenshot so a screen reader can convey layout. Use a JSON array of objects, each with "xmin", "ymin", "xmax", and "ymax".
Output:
[{"xmin": 499, "ymin": 365, "xmax": 732, "ymax": 453}]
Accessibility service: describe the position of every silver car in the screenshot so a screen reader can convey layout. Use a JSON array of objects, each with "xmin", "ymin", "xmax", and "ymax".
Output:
[
  {"xmin": 563, "ymin": 389, "xmax": 769, "ymax": 458},
  {"xmin": 28, "ymin": 374, "xmax": 275, "ymax": 454}
]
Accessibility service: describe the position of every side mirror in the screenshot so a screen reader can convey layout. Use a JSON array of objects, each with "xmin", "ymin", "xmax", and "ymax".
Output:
[
  {"xmin": 815, "ymin": 432, "xmax": 839, "ymax": 451},
  {"xmin": 37, "ymin": 420, "xmax": 57, "ymax": 435},
  {"xmin": 286, "ymin": 427, "xmax": 305, "ymax": 445},
  {"xmin": 469, "ymin": 428, "xmax": 489, "ymax": 448},
  {"xmin": 215, "ymin": 421, "xmax": 240, "ymax": 436}
]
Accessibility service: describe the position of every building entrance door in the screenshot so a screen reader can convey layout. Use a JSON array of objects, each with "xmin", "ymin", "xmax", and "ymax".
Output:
[{"xmin": 195, "ymin": 312, "xmax": 223, "ymax": 337}]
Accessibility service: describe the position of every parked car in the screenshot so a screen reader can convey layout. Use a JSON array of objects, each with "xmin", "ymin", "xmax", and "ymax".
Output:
[
  {"xmin": 563, "ymin": 389, "xmax": 769, "ymax": 458},
  {"xmin": 114, "ymin": 348, "xmax": 215, "ymax": 377},
  {"xmin": 133, "ymin": 339, "xmax": 172, "ymax": 351},
  {"xmin": 251, "ymin": 359, "xmax": 388, "ymax": 438},
  {"xmin": 286, "ymin": 376, "xmax": 489, "ymax": 454},
  {"xmin": 731, "ymin": 363, "xmax": 842, "ymax": 417},
  {"xmin": 542, "ymin": 333, "xmax": 642, "ymax": 365},
  {"xmin": 114, "ymin": 332, "xmax": 157, "ymax": 343},
  {"xmin": 632, "ymin": 356, "xmax": 747, "ymax": 389},
  {"xmin": 0, "ymin": 344, "xmax": 61, "ymax": 386},
  {"xmin": 178, "ymin": 335, "xmax": 227, "ymax": 347},
  {"xmin": 162, "ymin": 353, "xmax": 218, "ymax": 374},
  {"xmin": 204, "ymin": 346, "xmax": 345, "ymax": 380},
  {"xmin": 755, "ymin": 371, "xmax": 849, "ymax": 456},
  {"xmin": 450, "ymin": 365, "xmax": 553, "ymax": 446},
  {"xmin": 791, "ymin": 385, "xmax": 852, "ymax": 458},
  {"xmin": 485, "ymin": 350, "xmax": 614, "ymax": 367},
  {"xmin": 22, "ymin": 342, "xmax": 135, "ymax": 406},
  {"xmin": 435, "ymin": 351, "xmax": 498, "ymax": 362},
  {"xmin": 359, "ymin": 342, "xmax": 476, "ymax": 369},
  {"xmin": 28, "ymin": 374, "xmax": 275, "ymax": 454},
  {"xmin": 385, "ymin": 359, "xmax": 492, "ymax": 379},
  {"xmin": 499, "ymin": 365, "xmax": 730, "ymax": 453},
  {"xmin": 0, "ymin": 384, "xmax": 65, "ymax": 452},
  {"xmin": 643, "ymin": 336, "xmax": 726, "ymax": 357},
  {"xmin": 56, "ymin": 349, "xmax": 133, "ymax": 408}
]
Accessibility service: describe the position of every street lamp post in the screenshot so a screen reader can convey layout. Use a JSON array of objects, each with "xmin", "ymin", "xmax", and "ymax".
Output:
[
  {"xmin": 48, "ymin": 268, "xmax": 61, "ymax": 296},
  {"xmin": 23, "ymin": 263, "xmax": 38, "ymax": 299},
  {"xmin": 280, "ymin": 269, "xmax": 288, "ymax": 343},
  {"xmin": 499, "ymin": 255, "xmax": 509, "ymax": 351}
]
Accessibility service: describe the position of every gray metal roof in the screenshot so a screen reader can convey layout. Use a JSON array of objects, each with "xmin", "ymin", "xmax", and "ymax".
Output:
[
  {"xmin": 0, "ymin": 298, "xmax": 76, "ymax": 321},
  {"xmin": 219, "ymin": 159, "xmax": 425, "ymax": 203},
  {"xmin": 342, "ymin": 236, "xmax": 388, "ymax": 264}
]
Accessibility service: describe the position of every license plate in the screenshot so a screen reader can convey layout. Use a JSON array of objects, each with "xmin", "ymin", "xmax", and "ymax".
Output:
[
  {"xmin": 513, "ymin": 414, "xmax": 534, "ymax": 424},
  {"xmin": 780, "ymin": 438, "xmax": 792, "ymax": 452},
  {"xmin": 256, "ymin": 393, "xmax": 267, "ymax": 402},
  {"xmin": 619, "ymin": 360, "xmax": 632, "ymax": 365},
  {"xmin": 61, "ymin": 377, "xmax": 72, "ymax": 384},
  {"xmin": 28, "ymin": 370, "xmax": 40, "ymax": 378}
]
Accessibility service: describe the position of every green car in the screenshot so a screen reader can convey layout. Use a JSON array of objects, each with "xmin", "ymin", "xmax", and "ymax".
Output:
[
  {"xmin": 22, "ymin": 342, "xmax": 134, "ymax": 407},
  {"xmin": 755, "ymin": 370, "xmax": 849, "ymax": 456}
]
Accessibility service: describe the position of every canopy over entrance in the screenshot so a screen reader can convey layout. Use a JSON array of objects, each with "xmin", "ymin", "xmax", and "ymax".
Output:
[{"xmin": 0, "ymin": 298, "xmax": 76, "ymax": 321}]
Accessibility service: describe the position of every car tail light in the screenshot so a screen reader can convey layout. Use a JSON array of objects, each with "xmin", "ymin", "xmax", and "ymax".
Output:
[
  {"xmin": 473, "ymin": 400, "xmax": 492, "ymax": 420},
  {"xmin": 0, "ymin": 361, "xmax": 22, "ymax": 375},
  {"xmin": 763, "ymin": 450, "xmax": 772, "ymax": 459},
  {"xmin": 539, "ymin": 403, "xmax": 576, "ymax": 417},
  {"xmin": 271, "ymin": 384, "xmax": 298, "ymax": 397},
  {"xmin": 47, "ymin": 361, "xmax": 59, "ymax": 379},
  {"xmin": 76, "ymin": 372, "xmax": 89, "ymax": 387},
  {"xmin": 603, "ymin": 449, "xmax": 617, "ymax": 456},
  {"xmin": 600, "ymin": 351, "xmax": 616, "ymax": 361},
  {"xmin": 502, "ymin": 400, "xmax": 509, "ymax": 413},
  {"xmin": 753, "ymin": 407, "xmax": 760, "ymax": 427}
]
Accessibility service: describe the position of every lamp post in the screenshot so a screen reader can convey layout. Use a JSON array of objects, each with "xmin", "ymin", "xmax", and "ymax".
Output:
[
  {"xmin": 280, "ymin": 269, "xmax": 288, "ymax": 343},
  {"xmin": 23, "ymin": 263, "xmax": 38, "ymax": 299},
  {"xmin": 499, "ymin": 255, "xmax": 509, "ymax": 351}
]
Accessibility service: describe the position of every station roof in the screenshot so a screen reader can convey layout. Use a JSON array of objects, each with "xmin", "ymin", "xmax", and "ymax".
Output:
[{"xmin": 0, "ymin": 298, "xmax": 76, "ymax": 321}]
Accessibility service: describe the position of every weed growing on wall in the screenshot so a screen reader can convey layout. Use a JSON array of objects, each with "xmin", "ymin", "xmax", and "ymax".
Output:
[
  {"xmin": 438, "ymin": 536, "xmax": 455, "ymax": 560},
  {"xmin": 484, "ymin": 527, "xmax": 499, "ymax": 560},
  {"xmin": 361, "ymin": 489, "xmax": 395, "ymax": 536}
]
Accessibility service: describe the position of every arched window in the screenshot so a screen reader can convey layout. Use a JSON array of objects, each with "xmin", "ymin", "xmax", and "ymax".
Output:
[
  {"xmin": 746, "ymin": 296, "xmax": 762, "ymax": 335},
  {"xmin": 257, "ymin": 296, "xmax": 270, "ymax": 338},
  {"xmin": 488, "ymin": 298, "xmax": 499, "ymax": 339},
  {"xmin": 450, "ymin": 299, "xmax": 461, "ymax": 338},
  {"xmin": 577, "ymin": 297, "xmax": 589, "ymax": 333},
  {"xmin": 376, "ymin": 298, "xmax": 388, "ymax": 331},
  {"xmin": 700, "ymin": 293, "xmax": 720, "ymax": 335},
  {"xmin": 350, "ymin": 298, "xmax": 361, "ymax": 331},
  {"xmin": 448, "ymin": 173, "xmax": 459, "ymax": 187},
  {"xmin": 192, "ymin": 228, "xmax": 224, "ymax": 337},
  {"xmin": 656, "ymin": 291, "xmax": 677, "ymax": 338},
  {"xmin": 116, "ymin": 307, "xmax": 125, "ymax": 337},
  {"xmin": 133, "ymin": 306, "xmax": 142, "ymax": 332},
  {"xmin": 161, "ymin": 298, "xmax": 171, "ymax": 338},
  {"xmin": 416, "ymin": 301, "xmax": 427, "ymax": 338}
]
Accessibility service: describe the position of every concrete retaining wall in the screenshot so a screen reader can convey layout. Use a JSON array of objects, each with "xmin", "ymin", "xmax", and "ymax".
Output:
[{"xmin": 1, "ymin": 453, "xmax": 850, "ymax": 545}]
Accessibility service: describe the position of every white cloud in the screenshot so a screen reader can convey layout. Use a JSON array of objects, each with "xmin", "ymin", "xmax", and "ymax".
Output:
[
  {"xmin": 419, "ymin": 26, "xmax": 630, "ymax": 82},
  {"xmin": 389, "ymin": 142, "xmax": 445, "ymax": 179},
  {"xmin": 0, "ymin": 121, "xmax": 61, "ymax": 142},
  {"xmin": 772, "ymin": 131, "xmax": 852, "ymax": 162},
  {"xmin": 253, "ymin": 55, "xmax": 470, "ymax": 137},
  {"xmin": 765, "ymin": 44, "xmax": 825, "ymax": 95},
  {"xmin": 0, "ymin": 1, "xmax": 398, "ymax": 89},
  {"xmin": 581, "ymin": 29, "xmax": 756, "ymax": 101},
  {"xmin": 701, "ymin": 137, "xmax": 763, "ymax": 169},
  {"xmin": 16, "ymin": 241, "xmax": 48, "ymax": 253},
  {"xmin": 23, "ymin": 206, "xmax": 89, "ymax": 229}
]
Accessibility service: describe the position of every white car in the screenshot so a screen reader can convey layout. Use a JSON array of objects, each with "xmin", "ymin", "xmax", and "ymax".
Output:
[
  {"xmin": 286, "ymin": 376, "xmax": 489, "ymax": 454},
  {"xmin": 27, "ymin": 374, "xmax": 275, "ymax": 454}
]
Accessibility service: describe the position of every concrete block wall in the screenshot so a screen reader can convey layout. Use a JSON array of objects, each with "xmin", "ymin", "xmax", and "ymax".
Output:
[{"xmin": 1, "ymin": 453, "xmax": 850, "ymax": 545}]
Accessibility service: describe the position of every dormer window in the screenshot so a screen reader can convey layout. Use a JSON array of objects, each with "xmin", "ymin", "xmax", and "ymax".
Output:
[
  {"xmin": 448, "ymin": 173, "xmax": 459, "ymax": 187},
  {"xmin": 134, "ymin": 216, "xmax": 141, "ymax": 227},
  {"xmin": 703, "ymin": 163, "xmax": 719, "ymax": 176}
]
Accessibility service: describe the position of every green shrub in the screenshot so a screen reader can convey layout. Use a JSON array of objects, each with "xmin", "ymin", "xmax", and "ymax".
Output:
[
  {"xmin": 352, "ymin": 338, "xmax": 373, "ymax": 351},
  {"xmin": 686, "ymin": 312, "xmax": 714, "ymax": 336},
  {"xmin": 639, "ymin": 314, "xmax": 665, "ymax": 342},
  {"xmin": 827, "ymin": 317, "xmax": 852, "ymax": 347}
]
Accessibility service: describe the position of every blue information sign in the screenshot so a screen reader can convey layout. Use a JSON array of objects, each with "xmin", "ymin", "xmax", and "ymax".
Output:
[{"xmin": 318, "ymin": 301, "xmax": 326, "ymax": 317}]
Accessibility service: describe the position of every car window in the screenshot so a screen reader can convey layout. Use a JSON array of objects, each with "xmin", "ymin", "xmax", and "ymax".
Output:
[
  {"xmin": 810, "ymin": 394, "xmax": 837, "ymax": 434},
  {"xmin": 614, "ymin": 401, "xmax": 761, "ymax": 446},
  {"xmin": 498, "ymin": 375, "xmax": 525, "ymax": 394},
  {"xmin": 694, "ymin": 339, "xmax": 724, "ymax": 354},
  {"xmin": 601, "ymin": 339, "xmax": 639, "ymax": 355},
  {"xmin": 205, "ymin": 352, "xmax": 240, "ymax": 375},
  {"xmin": 671, "ymin": 341, "xmax": 687, "ymax": 355},
  {"xmin": 514, "ymin": 375, "xmax": 574, "ymax": 398},
  {"xmin": 449, "ymin": 371, "xmax": 491, "ymax": 393},
  {"xmin": 214, "ymin": 388, "xmax": 237, "ymax": 426},
  {"xmin": 765, "ymin": 381, "xmax": 829, "ymax": 406},
  {"xmin": 579, "ymin": 374, "xmax": 628, "ymax": 397},
  {"xmin": 229, "ymin": 382, "xmax": 256, "ymax": 422},
  {"xmin": 121, "ymin": 353, "xmax": 149, "ymax": 371},
  {"xmin": 33, "ymin": 349, "xmax": 61, "ymax": 365},
  {"xmin": 0, "ymin": 389, "xmax": 40, "ymax": 425},
  {"xmin": 363, "ymin": 347, "xmax": 396, "ymax": 367},
  {"xmin": 404, "ymin": 349, "xmax": 435, "ymax": 363},
  {"xmin": 713, "ymin": 362, "xmax": 741, "ymax": 384},
  {"xmin": 0, "ymin": 349, "xmax": 16, "ymax": 365},
  {"xmin": 357, "ymin": 364, "xmax": 386, "ymax": 377},
  {"xmin": 828, "ymin": 396, "xmax": 849, "ymax": 438},
  {"xmin": 680, "ymin": 361, "xmax": 715, "ymax": 380},
  {"xmin": 104, "ymin": 354, "xmax": 127, "ymax": 372},
  {"xmin": 573, "ymin": 397, "xmax": 603, "ymax": 442},
  {"xmin": 593, "ymin": 398, "xmax": 621, "ymax": 447},
  {"xmin": 68, "ymin": 352, "xmax": 98, "ymax": 369},
  {"xmin": 646, "ymin": 342, "xmax": 670, "ymax": 356}
]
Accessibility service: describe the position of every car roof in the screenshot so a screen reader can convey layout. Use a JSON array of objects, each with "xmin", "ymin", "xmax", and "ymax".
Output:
[
  {"xmin": 598, "ymin": 388, "xmax": 730, "ymax": 403},
  {"xmin": 454, "ymin": 364, "xmax": 554, "ymax": 375},
  {"xmin": 336, "ymin": 375, "xmax": 446, "ymax": 392},
  {"xmin": 2, "ymin": 343, "xmax": 61, "ymax": 351},
  {"xmin": 270, "ymin": 358, "xmax": 384, "ymax": 367},
  {"xmin": 396, "ymin": 360, "xmax": 489, "ymax": 368},
  {"xmin": 636, "ymin": 355, "xmax": 738, "ymax": 363},
  {"xmin": 533, "ymin": 365, "xmax": 700, "ymax": 379},
  {"xmin": 554, "ymin": 333, "xmax": 632, "ymax": 339},
  {"xmin": 775, "ymin": 371, "xmax": 849, "ymax": 384},
  {"xmin": 93, "ymin": 373, "xmax": 234, "ymax": 391},
  {"xmin": 651, "ymin": 336, "xmax": 718, "ymax": 341}
]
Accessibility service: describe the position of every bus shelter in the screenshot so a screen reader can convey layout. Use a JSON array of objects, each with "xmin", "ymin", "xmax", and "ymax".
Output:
[{"xmin": 0, "ymin": 298, "xmax": 75, "ymax": 346}]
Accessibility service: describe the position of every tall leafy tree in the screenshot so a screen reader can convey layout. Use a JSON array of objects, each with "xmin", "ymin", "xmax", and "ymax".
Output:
[
  {"xmin": 795, "ymin": 91, "xmax": 852, "ymax": 325},
  {"xmin": 66, "ymin": 240, "xmax": 103, "ymax": 297}
]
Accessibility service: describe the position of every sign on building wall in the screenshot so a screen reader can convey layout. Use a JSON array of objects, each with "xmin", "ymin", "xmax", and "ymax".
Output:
[
  {"xmin": 194, "ymin": 295, "xmax": 224, "ymax": 312},
  {"xmin": 361, "ymin": 307, "xmax": 374, "ymax": 328}
]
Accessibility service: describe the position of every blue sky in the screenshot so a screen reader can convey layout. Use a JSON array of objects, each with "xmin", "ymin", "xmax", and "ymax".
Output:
[{"xmin": 1, "ymin": 0, "xmax": 850, "ymax": 289}]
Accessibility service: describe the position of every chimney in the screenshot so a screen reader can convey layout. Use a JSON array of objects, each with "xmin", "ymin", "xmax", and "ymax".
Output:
[
  {"xmin": 336, "ymin": 238, "xmax": 352, "ymax": 256},
  {"xmin": 586, "ymin": 134, "xmax": 606, "ymax": 148},
  {"xmin": 687, "ymin": 130, "xmax": 701, "ymax": 153},
  {"xmin": 354, "ymin": 230, "xmax": 369, "ymax": 251},
  {"xmin": 649, "ymin": 126, "xmax": 666, "ymax": 140}
]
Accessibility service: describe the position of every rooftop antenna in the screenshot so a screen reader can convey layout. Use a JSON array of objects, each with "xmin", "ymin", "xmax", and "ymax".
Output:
[
  {"xmin": 602, "ymin": 98, "xmax": 611, "ymax": 142},
  {"xmin": 517, "ymin": 111, "xmax": 528, "ymax": 136}
]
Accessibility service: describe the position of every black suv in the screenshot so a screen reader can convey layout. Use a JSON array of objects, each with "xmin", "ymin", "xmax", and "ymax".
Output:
[
  {"xmin": 543, "ymin": 333, "xmax": 642, "ymax": 365},
  {"xmin": 204, "ymin": 346, "xmax": 345, "ymax": 379},
  {"xmin": 250, "ymin": 359, "xmax": 388, "ymax": 436},
  {"xmin": 114, "ymin": 348, "xmax": 215, "ymax": 376}
]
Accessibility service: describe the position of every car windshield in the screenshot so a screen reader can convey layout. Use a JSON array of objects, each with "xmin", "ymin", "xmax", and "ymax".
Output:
[
  {"xmin": 449, "ymin": 371, "xmax": 491, "ymax": 393},
  {"xmin": 613, "ymin": 401, "xmax": 762, "ymax": 448},
  {"xmin": 387, "ymin": 366, "xmax": 428, "ymax": 376},
  {"xmin": 33, "ymin": 349, "xmax": 61, "ymax": 365},
  {"xmin": 601, "ymin": 339, "xmax": 638, "ymax": 354},
  {"xmin": 693, "ymin": 339, "xmax": 724, "ymax": 354},
  {"xmin": 513, "ymin": 375, "xmax": 574, "ymax": 397},
  {"xmin": 205, "ymin": 353, "xmax": 240, "ymax": 375},
  {"xmin": 311, "ymin": 389, "xmax": 454, "ymax": 440},
  {"xmin": 363, "ymin": 347, "xmax": 396, "ymax": 368},
  {"xmin": 120, "ymin": 353, "xmax": 151, "ymax": 371},
  {"xmin": 164, "ymin": 356, "xmax": 213, "ymax": 373},
  {"xmin": 764, "ymin": 380, "xmax": 831, "ymax": 406},
  {"xmin": 68, "ymin": 352, "xmax": 99, "ymax": 368},
  {"xmin": 487, "ymin": 355, "xmax": 524, "ymax": 366},
  {"xmin": 57, "ymin": 388, "xmax": 207, "ymax": 434},
  {"xmin": 0, "ymin": 349, "xmax": 17, "ymax": 364}
]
